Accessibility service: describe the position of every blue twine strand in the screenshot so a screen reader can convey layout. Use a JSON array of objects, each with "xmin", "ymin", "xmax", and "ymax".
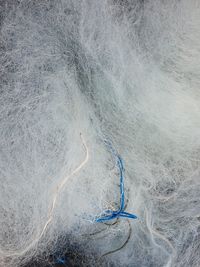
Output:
[
  {"xmin": 55, "ymin": 257, "xmax": 65, "ymax": 264},
  {"xmin": 95, "ymin": 140, "xmax": 137, "ymax": 222},
  {"xmin": 53, "ymin": 252, "xmax": 67, "ymax": 265}
]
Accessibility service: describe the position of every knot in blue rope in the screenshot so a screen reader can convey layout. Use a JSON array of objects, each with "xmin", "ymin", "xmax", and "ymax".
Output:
[{"xmin": 95, "ymin": 140, "xmax": 137, "ymax": 223}]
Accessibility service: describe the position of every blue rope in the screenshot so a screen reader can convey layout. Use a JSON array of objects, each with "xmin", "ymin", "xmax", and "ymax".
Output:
[
  {"xmin": 95, "ymin": 140, "xmax": 137, "ymax": 223},
  {"xmin": 54, "ymin": 253, "xmax": 67, "ymax": 265},
  {"xmin": 55, "ymin": 257, "xmax": 66, "ymax": 264},
  {"xmin": 53, "ymin": 248, "xmax": 68, "ymax": 265}
]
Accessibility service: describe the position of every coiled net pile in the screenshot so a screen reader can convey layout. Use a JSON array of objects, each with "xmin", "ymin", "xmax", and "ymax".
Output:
[{"xmin": 0, "ymin": 1, "xmax": 200, "ymax": 266}]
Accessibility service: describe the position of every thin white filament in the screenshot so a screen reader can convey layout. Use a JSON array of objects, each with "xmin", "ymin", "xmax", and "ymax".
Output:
[{"xmin": 2, "ymin": 133, "xmax": 89, "ymax": 258}]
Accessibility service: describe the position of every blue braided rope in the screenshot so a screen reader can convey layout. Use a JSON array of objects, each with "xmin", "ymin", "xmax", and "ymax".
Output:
[{"xmin": 95, "ymin": 140, "xmax": 137, "ymax": 222}]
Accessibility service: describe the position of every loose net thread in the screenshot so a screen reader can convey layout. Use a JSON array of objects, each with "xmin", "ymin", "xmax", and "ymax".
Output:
[{"xmin": 2, "ymin": 133, "xmax": 89, "ymax": 258}]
